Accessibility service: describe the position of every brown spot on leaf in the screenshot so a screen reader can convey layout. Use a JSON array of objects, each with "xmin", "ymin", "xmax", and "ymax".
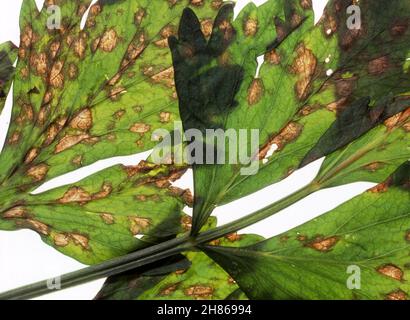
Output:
[
  {"xmin": 123, "ymin": 33, "xmax": 146, "ymax": 67},
  {"xmin": 24, "ymin": 148, "xmax": 39, "ymax": 164},
  {"xmin": 190, "ymin": 0, "xmax": 204, "ymax": 6},
  {"xmin": 175, "ymin": 269, "xmax": 187, "ymax": 275},
  {"xmin": 44, "ymin": 92, "xmax": 53, "ymax": 104},
  {"xmin": 16, "ymin": 103, "xmax": 34, "ymax": 125},
  {"xmin": 247, "ymin": 78, "xmax": 264, "ymax": 106},
  {"xmin": 244, "ymin": 18, "xmax": 258, "ymax": 37},
  {"xmin": 299, "ymin": 104, "xmax": 320, "ymax": 116},
  {"xmin": 384, "ymin": 108, "xmax": 410, "ymax": 130},
  {"xmin": 54, "ymin": 134, "xmax": 90, "ymax": 154},
  {"xmin": 155, "ymin": 26, "xmax": 176, "ymax": 48},
  {"xmin": 225, "ymin": 233, "xmax": 242, "ymax": 242},
  {"xmin": 150, "ymin": 67, "xmax": 175, "ymax": 88},
  {"xmin": 280, "ymin": 235, "xmax": 290, "ymax": 243},
  {"xmin": 26, "ymin": 219, "xmax": 49, "ymax": 235},
  {"xmin": 49, "ymin": 61, "xmax": 64, "ymax": 88},
  {"xmin": 77, "ymin": 4, "xmax": 88, "ymax": 16},
  {"xmin": 134, "ymin": 8, "xmax": 145, "ymax": 26},
  {"xmin": 307, "ymin": 236, "xmax": 339, "ymax": 252},
  {"xmin": 21, "ymin": 26, "xmax": 35, "ymax": 48},
  {"xmin": 323, "ymin": 11, "xmax": 337, "ymax": 36},
  {"xmin": 70, "ymin": 108, "xmax": 93, "ymax": 131},
  {"xmin": 18, "ymin": 48, "xmax": 27, "ymax": 59},
  {"xmin": 390, "ymin": 20, "xmax": 408, "ymax": 37},
  {"xmin": 369, "ymin": 179, "xmax": 391, "ymax": 193},
  {"xmin": 130, "ymin": 122, "xmax": 151, "ymax": 134},
  {"xmin": 92, "ymin": 183, "xmax": 113, "ymax": 200},
  {"xmin": 73, "ymin": 33, "xmax": 87, "ymax": 58},
  {"xmin": 100, "ymin": 213, "xmax": 115, "ymax": 225},
  {"xmin": 297, "ymin": 234, "xmax": 307, "ymax": 242},
  {"xmin": 100, "ymin": 29, "xmax": 118, "ymax": 52},
  {"xmin": 181, "ymin": 215, "xmax": 192, "ymax": 231},
  {"xmin": 385, "ymin": 289, "xmax": 407, "ymax": 300},
  {"xmin": 377, "ymin": 264, "xmax": 404, "ymax": 281},
  {"xmin": 83, "ymin": 137, "xmax": 99, "ymax": 146},
  {"xmin": 37, "ymin": 105, "xmax": 50, "ymax": 127},
  {"xmin": 340, "ymin": 29, "xmax": 361, "ymax": 50},
  {"xmin": 270, "ymin": 122, "xmax": 303, "ymax": 151},
  {"xmin": 43, "ymin": 116, "xmax": 68, "ymax": 146},
  {"xmin": 364, "ymin": 162, "xmax": 384, "ymax": 172},
  {"xmin": 368, "ymin": 56, "xmax": 390, "ymax": 75},
  {"xmin": 71, "ymin": 234, "xmax": 90, "ymax": 249},
  {"xmin": 90, "ymin": 4, "xmax": 101, "ymax": 16},
  {"xmin": 274, "ymin": 18, "xmax": 288, "ymax": 41},
  {"xmin": 265, "ymin": 49, "xmax": 281, "ymax": 65},
  {"xmin": 185, "ymin": 285, "xmax": 213, "ymax": 299},
  {"xmin": 7, "ymin": 131, "xmax": 20, "ymax": 145},
  {"xmin": 68, "ymin": 63, "xmax": 78, "ymax": 80},
  {"xmin": 129, "ymin": 217, "xmax": 151, "ymax": 235},
  {"xmin": 169, "ymin": 187, "xmax": 193, "ymax": 207},
  {"xmin": 159, "ymin": 112, "xmax": 171, "ymax": 123},
  {"xmin": 27, "ymin": 164, "xmax": 49, "ymax": 182},
  {"xmin": 135, "ymin": 195, "xmax": 147, "ymax": 201},
  {"xmin": 405, "ymin": 230, "xmax": 410, "ymax": 242},
  {"xmin": 201, "ymin": 19, "xmax": 213, "ymax": 38},
  {"xmin": 59, "ymin": 187, "xmax": 92, "ymax": 204},
  {"xmin": 209, "ymin": 239, "xmax": 221, "ymax": 246},
  {"xmin": 53, "ymin": 233, "xmax": 70, "ymax": 247},
  {"xmin": 300, "ymin": 0, "xmax": 312, "ymax": 9},
  {"xmin": 218, "ymin": 20, "xmax": 234, "ymax": 41},
  {"xmin": 72, "ymin": 155, "xmax": 83, "ymax": 166},
  {"xmin": 211, "ymin": 0, "xmax": 223, "ymax": 10},
  {"xmin": 335, "ymin": 76, "xmax": 357, "ymax": 98},
  {"xmin": 20, "ymin": 67, "xmax": 29, "ymax": 79},
  {"xmin": 49, "ymin": 41, "xmax": 61, "ymax": 59},
  {"xmin": 3, "ymin": 206, "xmax": 27, "ymax": 219},
  {"xmin": 291, "ymin": 44, "xmax": 317, "ymax": 100},
  {"xmin": 123, "ymin": 160, "xmax": 157, "ymax": 177},
  {"xmin": 113, "ymin": 109, "xmax": 126, "ymax": 120},
  {"xmin": 290, "ymin": 13, "xmax": 303, "ymax": 28},
  {"xmin": 160, "ymin": 284, "xmax": 179, "ymax": 296},
  {"xmin": 30, "ymin": 53, "xmax": 48, "ymax": 76},
  {"xmin": 109, "ymin": 86, "xmax": 126, "ymax": 101}
]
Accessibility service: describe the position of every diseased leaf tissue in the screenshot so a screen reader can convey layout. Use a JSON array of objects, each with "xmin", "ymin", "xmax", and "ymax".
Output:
[{"xmin": 0, "ymin": 0, "xmax": 409, "ymax": 300}]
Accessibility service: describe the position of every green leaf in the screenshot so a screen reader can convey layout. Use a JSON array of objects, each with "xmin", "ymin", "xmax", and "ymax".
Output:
[
  {"xmin": 227, "ymin": 0, "xmax": 410, "ymax": 201},
  {"xmin": 95, "ymin": 231, "xmax": 262, "ymax": 300},
  {"xmin": 0, "ymin": 41, "xmax": 18, "ymax": 114},
  {"xmin": 0, "ymin": 0, "xmax": 220, "ymax": 187},
  {"xmin": 178, "ymin": 0, "xmax": 410, "ymax": 234},
  {"xmin": 203, "ymin": 163, "xmax": 410, "ymax": 300},
  {"xmin": 0, "ymin": 161, "xmax": 189, "ymax": 264},
  {"xmin": 170, "ymin": 0, "xmax": 313, "ymax": 233},
  {"xmin": 0, "ymin": 0, "xmax": 220, "ymax": 263}
]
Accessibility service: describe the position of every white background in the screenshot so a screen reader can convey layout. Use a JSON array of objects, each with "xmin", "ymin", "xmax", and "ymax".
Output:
[{"xmin": 0, "ymin": 0, "xmax": 374, "ymax": 300}]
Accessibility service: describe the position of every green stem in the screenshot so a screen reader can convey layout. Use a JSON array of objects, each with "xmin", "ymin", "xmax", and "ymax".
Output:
[
  {"xmin": 0, "ymin": 182, "xmax": 319, "ymax": 300},
  {"xmin": 196, "ymin": 182, "xmax": 320, "ymax": 243}
]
